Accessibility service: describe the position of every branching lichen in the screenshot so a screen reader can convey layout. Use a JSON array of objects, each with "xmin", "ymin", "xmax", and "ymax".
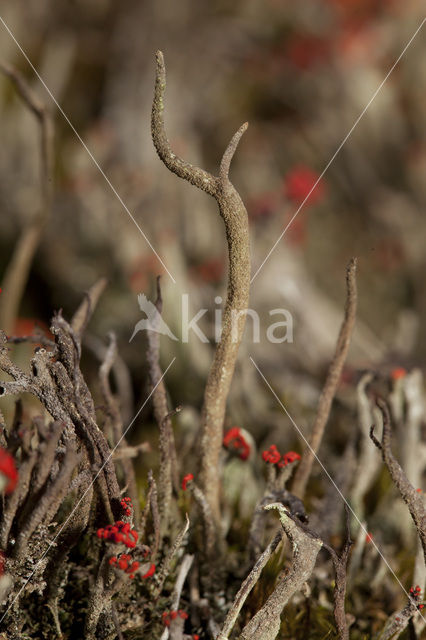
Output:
[
  {"xmin": 152, "ymin": 50, "xmax": 250, "ymax": 522},
  {"xmin": 239, "ymin": 503, "xmax": 322, "ymax": 640},
  {"xmin": 370, "ymin": 398, "xmax": 426, "ymax": 562}
]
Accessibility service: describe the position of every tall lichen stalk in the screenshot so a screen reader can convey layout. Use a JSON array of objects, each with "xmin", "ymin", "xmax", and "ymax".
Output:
[
  {"xmin": 292, "ymin": 258, "xmax": 357, "ymax": 499},
  {"xmin": 151, "ymin": 51, "xmax": 250, "ymax": 522}
]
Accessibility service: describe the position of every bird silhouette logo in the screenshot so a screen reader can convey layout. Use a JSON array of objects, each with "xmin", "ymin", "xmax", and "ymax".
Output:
[{"xmin": 129, "ymin": 294, "xmax": 178, "ymax": 342}]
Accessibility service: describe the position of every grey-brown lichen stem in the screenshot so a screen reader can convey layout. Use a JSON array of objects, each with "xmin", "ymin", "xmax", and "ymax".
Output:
[
  {"xmin": 217, "ymin": 529, "xmax": 284, "ymax": 640},
  {"xmin": 371, "ymin": 399, "xmax": 426, "ymax": 563},
  {"xmin": 151, "ymin": 50, "xmax": 250, "ymax": 523},
  {"xmin": 292, "ymin": 258, "xmax": 357, "ymax": 499},
  {"xmin": 152, "ymin": 51, "xmax": 217, "ymax": 197}
]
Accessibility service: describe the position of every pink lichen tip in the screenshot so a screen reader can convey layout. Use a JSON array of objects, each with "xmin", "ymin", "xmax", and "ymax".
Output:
[
  {"xmin": 0, "ymin": 448, "xmax": 18, "ymax": 495},
  {"xmin": 223, "ymin": 427, "xmax": 250, "ymax": 461},
  {"xmin": 182, "ymin": 473, "xmax": 194, "ymax": 491},
  {"xmin": 96, "ymin": 521, "xmax": 139, "ymax": 548}
]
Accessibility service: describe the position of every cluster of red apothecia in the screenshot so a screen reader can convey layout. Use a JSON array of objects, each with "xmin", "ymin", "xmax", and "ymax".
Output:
[
  {"xmin": 409, "ymin": 585, "xmax": 424, "ymax": 610},
  {"xmin": 262, "ymin": 444, "xmax": 301, "ymax": 468},
  {"xmin": 96, "ymin": 521, "xmax": 139, "ymax": 548},
  {"xmin": 395, "ymin": 585, "xmax": 425, "ymax": 622},
  {"xmin": 96, "ymin": 497, "xmax": 156, "ymax": 582},
  {"xmin": 161, "ymin": 610, "xmax": 199, "ymax": 638},
  {"xmin": 109, "ymin": 554, "xmax": 139, "ymax": 579},
  {"xmin": 223, "ymin": 427, "xmax": 250, "ymax": 461},
  {"xmin": 162, "ymin": 610, "xmax": 188, "ymax": 626},
  {"xmin": 120, "ymin": 496, "xmax": 133, "ymax": 516},
  {"xmin": 108, "ymin": 554, "xmax": 155, "ymax": 580}
]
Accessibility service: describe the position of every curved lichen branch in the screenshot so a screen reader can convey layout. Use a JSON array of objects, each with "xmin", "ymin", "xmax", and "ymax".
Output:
[
  {"xmin": 370, "ymin": 398, "xmax": 426, "ymax": 563},
  {"xmin": 152, "ymin": 50, "xmax": 217, "ymax": 196},
  {"xmin": 219, "ymin": 122, "xmax": 249, "ymax": 182},
  {"xmin": 239, "ymin": 503, "xmax": 322, "ymax": 640},
  {"xmin": 152, "ymin": 51, "xmax": 251, "ymax": 523},
  {"xmin": 152, "ymin": 50, "xmax": 248, "ymax": 199}
]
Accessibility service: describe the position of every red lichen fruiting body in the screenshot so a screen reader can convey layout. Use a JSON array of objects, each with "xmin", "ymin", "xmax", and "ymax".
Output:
[
  {"xmin": 182, "ymin": 473, "xmax": 194, "ymax": 491},
  {"xmin": 0, "ymin": 448, "xmax": 18, "ymax": 494}
]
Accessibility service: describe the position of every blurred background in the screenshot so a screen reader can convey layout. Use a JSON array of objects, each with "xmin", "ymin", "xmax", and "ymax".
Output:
[
  {"xmin": 2, "ymin": 4, "xmax": 426, "ymax": 633},
  {"xmin": 0, "ymin": 0, "xmax": 425, "ymax": 449}
]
